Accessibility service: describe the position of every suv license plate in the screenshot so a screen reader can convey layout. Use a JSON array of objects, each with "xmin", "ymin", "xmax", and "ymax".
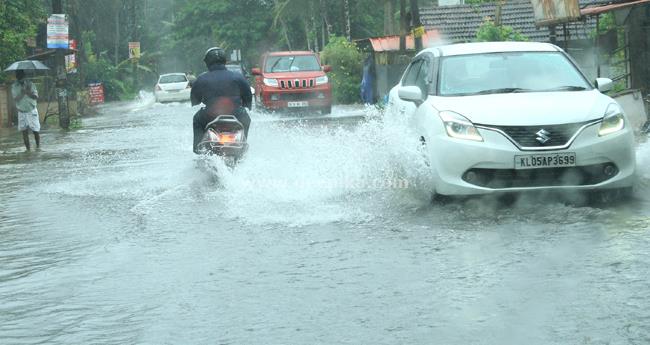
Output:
[
  {"xmin": 288, "ymin": 101, "xmax": 309, "ymax": 107},
  {"xmin": 514, "ymin": 152, "xmax": 576, "ymax": 169}
]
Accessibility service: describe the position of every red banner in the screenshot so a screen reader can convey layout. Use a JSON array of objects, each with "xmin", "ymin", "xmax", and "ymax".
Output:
[{"xmin": 88, "ymin": 83, "xmax": 105, "ymax": 105}]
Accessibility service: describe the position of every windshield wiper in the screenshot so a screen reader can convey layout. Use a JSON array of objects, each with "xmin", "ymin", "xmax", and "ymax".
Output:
[
  {"xmin": 540, "ymin": 85, "xmax": 588, "ymax": 92},
  {"xmin": 268, "ymin": 58, "xmax": 282, "ymax": 73},
  {"xmin": 473, "ymin": 87, "xmax": 531, "ymax": 95}
]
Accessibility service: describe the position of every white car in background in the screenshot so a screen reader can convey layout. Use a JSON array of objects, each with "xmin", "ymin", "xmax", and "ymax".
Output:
[
  {"xmin": 388, "ymin": 41, "xmax": 636, "ymax": 198},
  {"xmin": 154, "ymin": 73, "xmax": 191, "ymax": 103}
]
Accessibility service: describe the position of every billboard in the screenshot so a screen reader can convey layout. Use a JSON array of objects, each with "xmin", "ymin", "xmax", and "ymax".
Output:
[
  {"xmin": 88, "ymin": 83, "xmax": 105, "ymax": 105},
  {"xmin": 530, "ymin": 0, "xmax": 581, "ymax": 27},
  {"xmin": 47, "ymin": 14, "xmax": 69, "ymax": 49},
  {"xmin": 65, "ymin": 40, "xmax": 77, "ymax": 73},
  {"xmin": 129, "ymin": 42, "xmax": 140, "ymax": 59}
]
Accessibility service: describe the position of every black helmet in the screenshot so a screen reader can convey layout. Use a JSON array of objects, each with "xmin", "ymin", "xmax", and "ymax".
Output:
[{"xmin": 203, "ymin": 47, "xmax": 227, "ymax": 66}]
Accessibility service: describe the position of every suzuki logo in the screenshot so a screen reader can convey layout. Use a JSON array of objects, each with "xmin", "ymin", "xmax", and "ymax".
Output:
[{"xmin": 536, "ymin": 129, "xmax": 551, "ymax": 144}]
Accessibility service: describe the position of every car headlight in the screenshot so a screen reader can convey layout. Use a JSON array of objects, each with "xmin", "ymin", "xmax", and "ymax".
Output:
[
  {"xmin": 598, "ymin": 103, "xmax": 625, "ymax": 136},
  {"xmin": 263, "ymin": 78, "xmax": 279, "ymax": 87},
  {"xmin": 315, "ymin": 75, "xmax": 328, "ymax": 85},
  {"xmin": 438, "ymin": 111, "xmax": 483, "ymax": 142}
]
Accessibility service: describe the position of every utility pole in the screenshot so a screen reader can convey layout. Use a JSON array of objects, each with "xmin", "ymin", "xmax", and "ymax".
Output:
[
  {"xmin": 115, "ymin": 1, "xmax": 120, "ymax": 66},
  {"xmin": 52, "ymin": 0, "xmax": 70, "ymax": 129},
  {"xmin": 410, "ymin": 0, "xmax": 422, "ymax": 51},
  {"xmin": 344, "ymin": 0, "xmax": 351, "ymax": 41},
  {"xmin": 131, "ymin": 0, "xmax": 139, "ymax": 92},
  {"xmin": 399, "ymin": 0, "xmax": 407, "ymax": 51},
  {"xmin": 384, "ymin": 0, "xmax": 396, "ymax": 35}
]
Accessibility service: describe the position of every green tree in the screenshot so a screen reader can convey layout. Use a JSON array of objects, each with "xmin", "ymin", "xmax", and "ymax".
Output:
[
  {"xmin": 171, "ymin": 0, "xmax": 276, "ymax": 73},
  {"xmin": 475, "ymin": 19, "xmax": 527, "ymax": 42},
  {"xmin": 0, "ymin": 0, "xmax": 45, "ymax": 82},
  {"xmin": 321, "ymin": 36, "xmax": 363, "ymax": 104}
]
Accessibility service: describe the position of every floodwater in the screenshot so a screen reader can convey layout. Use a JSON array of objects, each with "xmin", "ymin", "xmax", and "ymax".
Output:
[{"xmin": 1, "ymin": 95, "xmax": 649, "ymax": 345}]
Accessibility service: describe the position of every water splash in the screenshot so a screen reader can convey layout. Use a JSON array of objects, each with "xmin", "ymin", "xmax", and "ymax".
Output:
[{"xmin": 210, "ymin": 107, "xmax": 434, "ymax": 226}]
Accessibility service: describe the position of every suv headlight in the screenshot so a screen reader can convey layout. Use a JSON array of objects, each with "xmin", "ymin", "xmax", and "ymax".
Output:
[
  {"xmin": 315, "ymin": 75, "xmax": 328, "ymax": 85},
  {"xmin": 439, "ymin": 111, "xmax": 483, "ymax": 142},
  {"xmin": 263, "ymin": 78, "xmax": 279, "ymax": 87},
  {"xmin": 598, "ymin": 103, "xmax": 625, "ymax": 136}
]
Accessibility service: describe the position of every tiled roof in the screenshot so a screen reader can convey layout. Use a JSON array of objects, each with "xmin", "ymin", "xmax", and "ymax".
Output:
[{"xmin": 420, "ymin": 0, "xmax": 614, "ymax": 43}]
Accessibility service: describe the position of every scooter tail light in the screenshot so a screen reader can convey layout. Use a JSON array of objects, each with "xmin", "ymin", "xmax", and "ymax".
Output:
[{"xmin": 217, "ymin": 131, "xmax": 243, "ymax": 144}]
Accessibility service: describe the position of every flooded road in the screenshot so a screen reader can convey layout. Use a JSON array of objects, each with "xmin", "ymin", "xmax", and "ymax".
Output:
[{"xmin": 1, "ymin": 97, "xmax": 650, "ymax": 345}]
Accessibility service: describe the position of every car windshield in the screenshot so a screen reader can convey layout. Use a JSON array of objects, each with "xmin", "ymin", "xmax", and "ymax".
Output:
[
  {"xmin": 264, "ymin": 55, "xmax": 321, "ymax": 73},
  {"xmin": 159, "ymin": 75, "xmax": 187, "ymax": 83},
  {"xmin": 438, "ymin": 52, "xmax": 592, "ymax": 96}
]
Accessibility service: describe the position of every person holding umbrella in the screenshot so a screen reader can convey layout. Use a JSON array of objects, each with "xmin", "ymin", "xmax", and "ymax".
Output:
[{"xmin": 5, "ymin": 60, "xmax": 49, "ymax": 151}]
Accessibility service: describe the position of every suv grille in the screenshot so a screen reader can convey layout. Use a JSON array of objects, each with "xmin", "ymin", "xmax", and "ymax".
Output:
[
  {"xmin": 280, "ymin": 79, "xmax": 315, "ymax": 89},
  {"xmin": 479, "ymin": 120, "xmax": 595, "ymax": 149}
]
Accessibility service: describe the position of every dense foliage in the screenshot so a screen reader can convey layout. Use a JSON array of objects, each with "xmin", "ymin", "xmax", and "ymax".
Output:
[
  {"xmin": 321, "ymin": 36, "xmax": 363, "ymax": 104},
  {"xmin": 0, "ymin": 0, "xmax": 399, "ymax": 102},
  {"xmin": 0, "ymin": 0, "xmax": 45, "ymax": 83}
]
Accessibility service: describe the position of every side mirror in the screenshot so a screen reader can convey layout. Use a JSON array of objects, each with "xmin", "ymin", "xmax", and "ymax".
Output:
[
  {"xmin": 251, "ymin": 68, "xmax": 261, "ymax": 76},
  {"xmin": 323, "ymin": 65, "xmax": 332, "ymax": 73},
  {"xmin": 595, "ymin": 78, "xmax": 613, "ymax": 93},
  {"xmin": 398, "ymin": 85, "xmax": 423, "ymax": 104}
]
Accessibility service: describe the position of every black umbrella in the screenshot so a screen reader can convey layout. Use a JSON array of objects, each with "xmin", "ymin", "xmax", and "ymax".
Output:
[{"xmin": 4, "ymin": 60, "xmax": 50, "ymax": 72}]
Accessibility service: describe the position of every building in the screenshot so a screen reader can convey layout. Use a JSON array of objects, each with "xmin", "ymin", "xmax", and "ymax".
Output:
[
  {"xmin": 356, "ymin": 30, "xmax": 443, "ymax": 102},
  {"xmin": 420, "ymin": 0, "xmax": 650, "ymax": 96}
]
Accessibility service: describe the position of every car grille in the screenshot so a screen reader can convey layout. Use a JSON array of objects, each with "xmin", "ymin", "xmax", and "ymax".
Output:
[
  {"xmin": 279, "ymin": 92, "xmax": 316, "ymax": 101},
  {"xmin": 462, "ymin": 164, "xmax": 617, "ymax": 188},
  {"xmin": 478, "ymin": 120, "xmax": 595, "ymax": 148},
  {"xmin": 280, "ymin": 79, "xmax": 315, "ymax": 89}
]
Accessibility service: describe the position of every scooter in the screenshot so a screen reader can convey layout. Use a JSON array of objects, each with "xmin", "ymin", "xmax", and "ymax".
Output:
[{"xmin": 196, "ymin": 115, "xmax": 248, "ymax": 165}]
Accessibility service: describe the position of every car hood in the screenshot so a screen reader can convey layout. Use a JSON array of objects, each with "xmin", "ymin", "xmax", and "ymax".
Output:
[
  {"xmin": 262, "ymin": 71, "xmax": 325, "ymax": 79},
  {"xmin": 430, "ymin": 90, "xmax": 612, "ymax": 126}
]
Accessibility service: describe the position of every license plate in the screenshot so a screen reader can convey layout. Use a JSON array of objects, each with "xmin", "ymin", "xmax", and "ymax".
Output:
[
  {"xmin": 514, "ymin": 152, "xmax": 576, "ymax": 169},
  {"xmin": 288, "ymin": 101, "xmax": 309, "ymax": 107}
]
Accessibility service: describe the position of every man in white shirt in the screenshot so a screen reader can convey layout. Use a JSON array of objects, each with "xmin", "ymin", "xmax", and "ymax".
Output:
[{"xmin": 11, "ymin": 70, "xmax": 40, "ymax": 151}]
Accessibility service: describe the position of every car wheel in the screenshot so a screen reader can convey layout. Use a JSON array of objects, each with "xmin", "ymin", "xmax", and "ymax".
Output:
[
  {"xmin": 320, "ymin": 105, "xmax": 332, "ymax": 115},
  {"xmin": 430, "ymin": 192, "xmax": 451, "ymax": 205},
  {"xmin": 418, "ymin": 136, "xmax": 430, "ymax": 167},
  {"xmin": 588, "ymin": 187, "xmax": 633, "ymax": 205}
]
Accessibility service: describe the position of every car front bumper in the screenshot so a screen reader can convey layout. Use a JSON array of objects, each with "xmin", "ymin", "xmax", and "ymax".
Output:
[
  {"xmin": 258, "ymin": 86, "xmax": 331, "ymax": 110},
  {"xmin": 155, "ymin": 89, "xmax": 191, "ymax": 102},
  {"xmin": 426, "ymin": 123, "xmax": 637, "ymax": 195}
]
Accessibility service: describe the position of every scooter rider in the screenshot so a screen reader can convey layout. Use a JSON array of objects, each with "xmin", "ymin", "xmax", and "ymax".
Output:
[{"xmin": 191, "ymin": 47, "xmax": 252, "ymax": 154}]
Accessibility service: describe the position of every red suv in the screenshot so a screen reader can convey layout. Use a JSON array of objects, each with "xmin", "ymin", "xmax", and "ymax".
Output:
[{"xmin": 252, "ymin": 51, "xmax": 332, "ymax": 114}]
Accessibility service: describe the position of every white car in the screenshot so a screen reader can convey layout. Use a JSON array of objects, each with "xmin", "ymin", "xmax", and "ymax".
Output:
[
  {"xmin": 388, "ymin": 42, "xmax": 636, "ymax": 198},
  {"xmin": 154, "ymin": 73, "xmax": 191, "ymax": 103}
]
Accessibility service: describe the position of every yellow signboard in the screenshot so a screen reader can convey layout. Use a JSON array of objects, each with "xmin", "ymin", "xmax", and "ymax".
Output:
[
  {"xmin": 412, "ymin": 25, "xmax": 426, "ymax": 38},
  {"xmin": 128, "ymin": 42, "xmax": 140, "ymax": 59}
]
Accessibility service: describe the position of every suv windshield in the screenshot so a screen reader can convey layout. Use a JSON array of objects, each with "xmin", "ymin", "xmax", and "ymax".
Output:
[
  {"xmin": 438, "ymin": 52, "xmax": 591, "ymax": 96},
  {"xmin": 264, "ymin": 55, "xmax": 321, "ymax": 73},
  {"xmin": 159, "ymin": 75, "xmax": 187, "ymax": 83}
]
